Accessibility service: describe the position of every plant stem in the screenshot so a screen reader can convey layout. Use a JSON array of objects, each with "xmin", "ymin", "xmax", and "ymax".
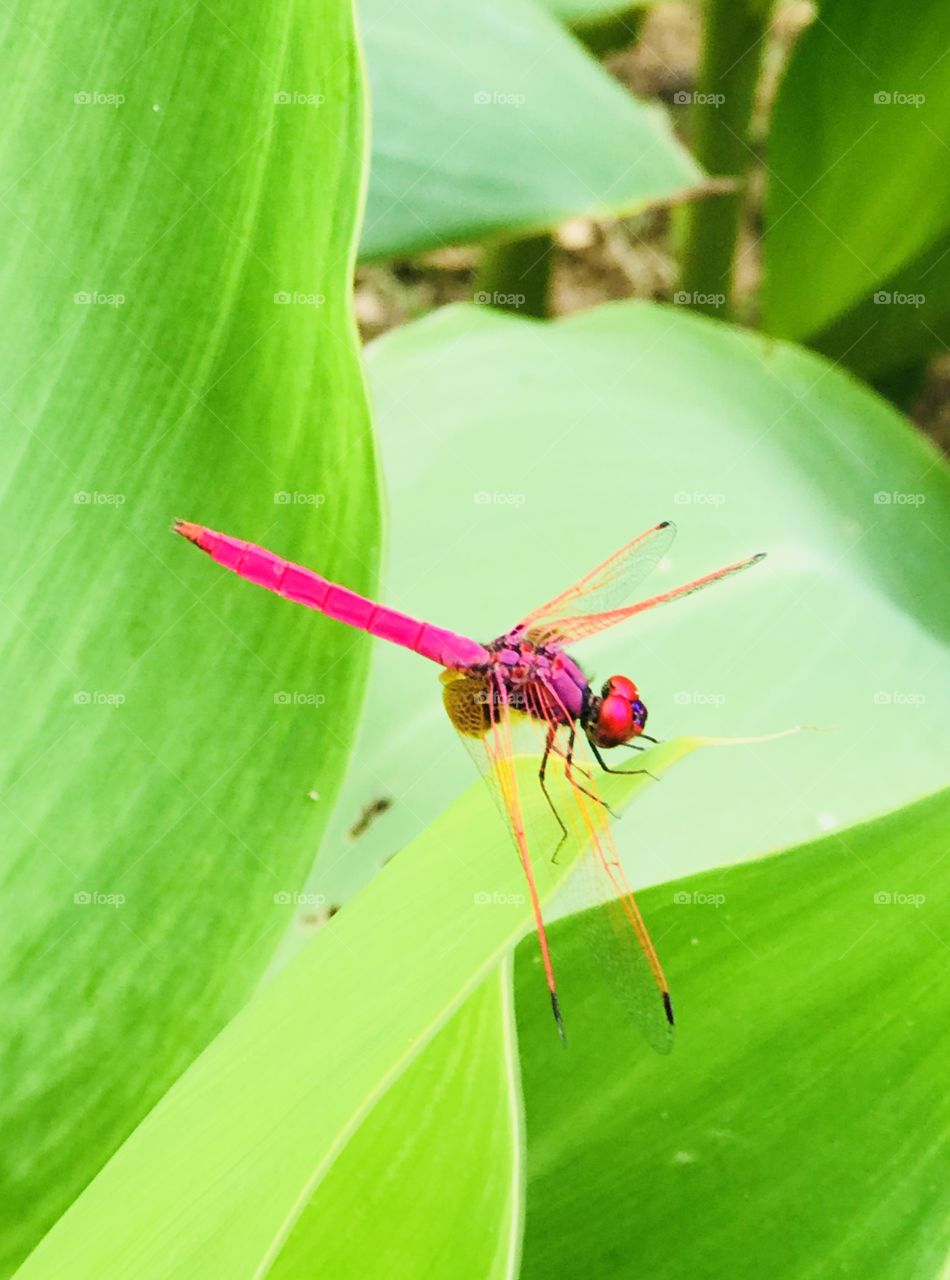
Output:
[
  {"xmin": 474, "ymin": 233, "xmax": 553, "ymax": 318},
  {"xmin": 678, "ymin": 0, "xmax": 774, "ymax": 318}
]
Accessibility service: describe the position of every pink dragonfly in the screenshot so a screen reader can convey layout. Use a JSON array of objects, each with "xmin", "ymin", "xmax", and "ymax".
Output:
[{"xmin": 175, "ymin": 518, "xmax": 764, "ymax": 1047}]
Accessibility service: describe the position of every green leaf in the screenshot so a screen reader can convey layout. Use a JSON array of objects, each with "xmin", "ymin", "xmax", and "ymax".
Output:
[
  {"xmin": 314, "ymin": 300, "xmax": 950, "ymax": 915},
  {"xmin": 806, "ymin": 229, "xmax": 950, "ymax": 388},
  {"xmin": 359, "ymin": 0, "xmax": 698, "ymax": 260},
  {"xmin": 517, "ymin": 786, "xmax": 950, "ymax": 1279},
  {"xmin": 763, "ymin": 0, "xmax": 950, "ymax": 339},
  {"xmin": 268, "ymin": 966, "xmax": 523, "ymax": 1280},
  {"xmin": 0, "ymin": 2, "xmax": 378, "ymax": 1271},
  {"xmin": 13, "ymin": 741, "xmax": 698, "ymax": 1279}
]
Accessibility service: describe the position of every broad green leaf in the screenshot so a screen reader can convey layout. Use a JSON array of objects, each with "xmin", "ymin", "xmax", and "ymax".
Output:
[
  {"xmin": 806, "ymin": 229, "xmax": 950, "ymax": 388},
  {"xmin": 313, "ymin": 300, "xmax": 949, "ymax": 917},
  {"xmin": 268, "ymin": 966, "xmax": 523, "ymax": 1280},
  {"xmin": 517, "ymin": 786, "xmax": 950, "ymax": 1279},
  {"xmin": 358, "ymin": 0, "xmax": 699, "ymax": 260},
  {"xmin": 13, "ymin": 741, "xmax": 697, "ymax": 1280},
  {"xmin": 763, "ymin": 0, "xmax": 950, "ymax": 339},
  {"xmin": 0, "ymin": 2, "xmax": 377, "ymax": 1272}
]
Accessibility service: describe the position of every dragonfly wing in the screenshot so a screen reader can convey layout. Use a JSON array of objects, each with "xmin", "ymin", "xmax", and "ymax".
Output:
[
  {"xmin": 521, "ymin": 679, "xmax": 675, "ymax": 1053},
  {"xmin": 441, "ymin": 668, "xmax": 567, "ymax": 1040},
  {"xmin": 442, "ymin": 667, "xmax": 674, "ymax": 1050},
  {"xmin": 516, "ymin": 521, "xmax": 676, "ymax": 639},
  {"xmin": 527, "ymin": 550, "xmax": 766, "ymax": 649}
]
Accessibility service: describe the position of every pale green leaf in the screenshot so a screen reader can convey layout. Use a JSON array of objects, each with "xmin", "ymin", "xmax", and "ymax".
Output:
[{"xmin": 359, "ymin": 0, "xmax": 698, "ymax": 259}]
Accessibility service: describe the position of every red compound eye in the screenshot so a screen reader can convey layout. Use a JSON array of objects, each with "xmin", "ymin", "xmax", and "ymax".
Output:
[
  {"xmin": 595, "ymin": 694, "xmax": 636, "ymax": 746},
  {"xmin": 601, "ymin": 674, "xmax": 638, "ymax": 701}
]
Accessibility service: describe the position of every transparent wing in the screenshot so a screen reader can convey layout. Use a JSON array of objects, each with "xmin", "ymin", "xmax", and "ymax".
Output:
[
  {"xmin": 442, "ymin": 667, "xmax": 674, "ymax": 1051},
  {"xmin": 526, "ymin": 551, "xmax": 766, "ymax": 649},
  {"xmin": 441, "ymin": 667, "xmax": 568, "ymax": 1040},
  {"xmin": 516, "ymin": 522, "xmax": 676, "ymax": 639},
  {"xmin": 521, "ymin": 679, "xmax": 674, "ymax": 1054}
]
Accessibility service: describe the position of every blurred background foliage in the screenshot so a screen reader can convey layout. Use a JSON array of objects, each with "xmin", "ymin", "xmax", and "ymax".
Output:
[{"xmin": 3, "ymin": 0, "xmax": 948, "ymax": 1277}]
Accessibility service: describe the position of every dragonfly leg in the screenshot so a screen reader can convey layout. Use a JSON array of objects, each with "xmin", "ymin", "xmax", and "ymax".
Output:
[
  {"xmin": 587, "ymin": 738, "xmax": 659, "ymax": 783},
  {"xmin": 564, "ymin": 728, "xmax": 621, "ymax": 820},
  {"xmin": 538, "ymin": 728, "xmax": 569, "ymax": 863}
]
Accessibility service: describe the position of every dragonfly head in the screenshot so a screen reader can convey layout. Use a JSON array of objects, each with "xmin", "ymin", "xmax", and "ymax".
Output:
[{"xmin": 586, "ymin": 675, "xmax": 647, "ymax": 748}]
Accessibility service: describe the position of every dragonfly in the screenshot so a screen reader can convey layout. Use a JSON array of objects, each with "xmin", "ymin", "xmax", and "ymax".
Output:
[{"xmin": 175, "ymin": 518, "xmax": 764, "ymax": 1047}]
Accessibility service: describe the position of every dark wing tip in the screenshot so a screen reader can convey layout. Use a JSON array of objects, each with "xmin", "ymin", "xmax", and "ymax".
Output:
[
  {"xmin": 662, "ymin": 991, "xmax": 675, "ymax": 1026},
  {"xmin": 658, "ymin": 519, "xmax": 672, "ymax": 529},
  {"xmin": 750, "ymin": 551, "xmax": 767, "ymax": 564},
  {"xmin": 551, "ymin": 992, "xmax": 568, "ymax": 1047}
]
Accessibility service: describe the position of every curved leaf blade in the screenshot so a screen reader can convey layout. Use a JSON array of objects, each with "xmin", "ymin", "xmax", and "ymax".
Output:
[
  {"xmin": 0, "ymin": 1, "xmax": 378, "ymax": 1270},
  {"xmin": 517, "ymin": 787, "xmax": 950, "ymax": 1279},
  {"xmin": 13, "ymin": 742, "xmax": 698, "ymax": 1280},
  {"xmin": 359, "ymin": 0, "xmax": 698, "ymax": 259}
]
